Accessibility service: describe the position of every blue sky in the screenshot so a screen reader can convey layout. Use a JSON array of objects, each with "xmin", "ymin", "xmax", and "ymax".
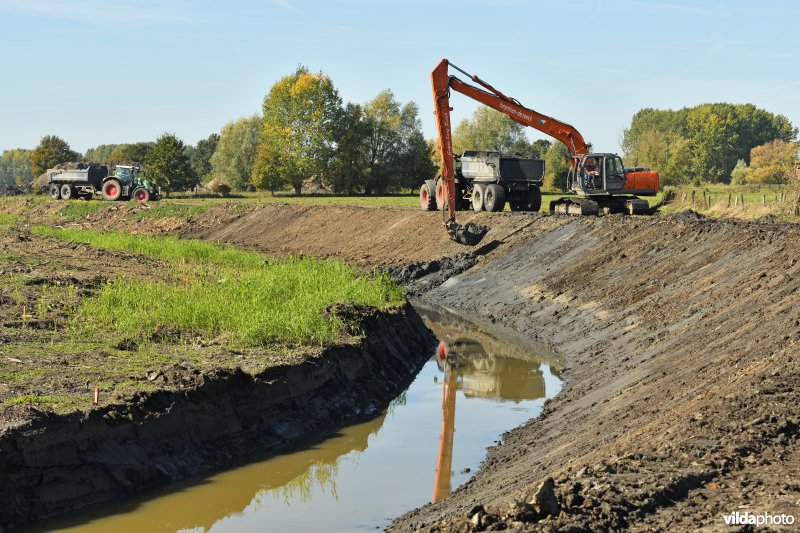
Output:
[{"xmin": 1, "ymin": 0, "xmax": 798, "ymax": 156}]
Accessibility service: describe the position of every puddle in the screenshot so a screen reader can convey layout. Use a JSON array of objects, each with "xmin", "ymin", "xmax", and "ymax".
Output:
[{"xmin": 40, "ymin": 302, "xmax": 562, "ymax": 533}]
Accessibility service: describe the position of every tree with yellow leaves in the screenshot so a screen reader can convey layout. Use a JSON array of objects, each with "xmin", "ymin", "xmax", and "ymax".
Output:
[{"xmin": 252, "ymin": 66, "xmax": 342, "ymax": 195}]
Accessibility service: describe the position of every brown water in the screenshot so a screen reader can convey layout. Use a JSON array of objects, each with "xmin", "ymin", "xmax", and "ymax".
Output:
[{"xmin": 41, "ymin": 303, "xmax": 562, "ymax": 533}]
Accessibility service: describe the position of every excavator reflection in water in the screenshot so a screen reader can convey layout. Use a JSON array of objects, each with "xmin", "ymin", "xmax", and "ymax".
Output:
[{"xmin": 418, "ymin": 301, "xmax": 559, "ymax": 503}]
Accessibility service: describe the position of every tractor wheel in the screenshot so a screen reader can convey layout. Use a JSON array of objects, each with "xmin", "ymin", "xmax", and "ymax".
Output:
[
  {"xmin": 472, "ymin": 184, "xmax": 486, "ymax": 212},
  {"xmin": 60, "ymin": 184, "xmax": 74, "ymax": 200},
  {"xmin": 102, "ymin": 179, "xmax": 122, "ymax": 201},
  {"xmin": 419, "ymin": 180, "xmax": 436, "ymax": 211},
  {"xmin": 49, "ymin": 184, "xmax": 60, "ymax": 200},
  {"xmin": 525, "ymin": 186, "xmax": 542, "ymax": 212},
  {"xmin": 484, "ymin": 184, "xmax": 506, "ymax": 212},
  {"xmin": 132, "ymin": 187, "xmax": 150, "ymax": 203},
  {"xmin": 435, "ymin": 179, "xmax": 447, "ymax": 211}
]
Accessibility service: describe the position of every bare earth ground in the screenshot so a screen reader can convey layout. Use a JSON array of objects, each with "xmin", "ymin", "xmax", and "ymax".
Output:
[{"xmin": 1, "ymin": 198, "xmax": 799, "ymax": 531}]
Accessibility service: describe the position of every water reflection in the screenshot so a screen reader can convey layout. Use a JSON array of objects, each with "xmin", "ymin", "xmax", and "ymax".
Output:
[{"xmin": 42, "ymin": 303, "xmax": 560, "ymax": 533}]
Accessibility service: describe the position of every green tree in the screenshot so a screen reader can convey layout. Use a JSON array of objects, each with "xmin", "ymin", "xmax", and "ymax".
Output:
[
  {"xmin": 211, "ymin": 116, "xmax": 260, "ymax": 191},
  {"xmin": 144, "ymin": 133, "xmax": 196, "ymax": 196},
  {"xmin": 252, "ymin": 66, "xmax": 342, "ymax": 195},
  {"xmin": 84, "ymin": 144, "xmax": 119, "ymax": 162},
  {"xmin": 0, "ymin": 149, "xmax": 33, "ymax": 186},
  {"xmin": 452, "ymin": 107, "xmax": 531, "ymax": 156},
  {"xmin": 30, "ymin": 135, "xmax": 79, "ymax": 176},
  {"xmin": 191, "ymin": 133, "xmax": 219, "ymax": 183},
  {"xmin": 543, "ymin": 142, "xmax": 571, "ymax": 191},
  {"xmin": 327, "ymin": 103, "xmax": 370, "ymax": 193},
  {"xmin": 745, "ymin": 140, "xmax": 798, "ymax": 184},
  {"xmin": 530, "ymin": 139, "xmax": 552, "ymax": 159},
  {"xmin": 730, "ymin": 159, "xmax": 748, "ymax": 185}
]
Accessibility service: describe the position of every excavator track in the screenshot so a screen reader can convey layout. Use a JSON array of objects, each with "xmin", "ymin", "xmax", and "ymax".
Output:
[
  {"xmin": 549, "ymin": 198, "xmax": 600, "ymax": 216},
  {"xmin": 624, "ymin": 197, "xmax": 650, "ymax": 215}
]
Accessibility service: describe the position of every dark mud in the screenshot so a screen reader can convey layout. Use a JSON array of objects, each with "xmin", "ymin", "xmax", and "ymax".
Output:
[{"xmin": 0, "ymin": 304, "xmax": 435, "ymax": 529}]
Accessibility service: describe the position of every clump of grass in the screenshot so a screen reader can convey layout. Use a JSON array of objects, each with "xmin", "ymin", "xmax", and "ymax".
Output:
[
  {"xmin": 5, "ymin": 394, "xmax": 57, "ymax": 406},
  {"xmin": 33, "ymin": 226, "xmax": 265, "ymax": 267},
  {"xmin": 57, "ymin": 200, "xmax": 109, "ymax": 220},
  {"xmin": 36, "ymin": 227, "xmax": 405, "ymax": 346},
  {"xmin": 129, "ymin": 202, "xmax": 211, "ymax": 221}
]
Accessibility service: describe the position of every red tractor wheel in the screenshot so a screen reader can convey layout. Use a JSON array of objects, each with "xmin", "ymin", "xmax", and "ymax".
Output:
[
  {"xmin": 133, "ymin": 188, "xmax": 150, "ymax": 202},
  {"xmin": 102, "ymin": 179, "xmax": 122, "ymax": 201}
]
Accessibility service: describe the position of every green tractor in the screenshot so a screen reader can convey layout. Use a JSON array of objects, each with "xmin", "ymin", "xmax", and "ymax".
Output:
[{"xmin": 101, "ymin": 165, "xmax": 160, "ymax": 202}]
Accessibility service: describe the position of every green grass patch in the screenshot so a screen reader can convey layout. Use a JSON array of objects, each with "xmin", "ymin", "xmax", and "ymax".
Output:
[
  {"xmin": 128, "ymin": 202, "xmax": 212, "ymax": 221},
  {"xmin": 4, "ymin": 394, "xmax": 57, "ymax": 406},
  {"xmin": 56, "ymin": 200, "xmax": 110, "ymax": 220},
  {"xmin": 34, "ymin": 227, "xmax": 405, "ymax": 347}
]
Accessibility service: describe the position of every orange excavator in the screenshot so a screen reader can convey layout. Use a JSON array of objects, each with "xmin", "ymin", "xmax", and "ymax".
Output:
[{"xmin": 431, "ymin": 58, "xmax": 659, "ymax": 245}]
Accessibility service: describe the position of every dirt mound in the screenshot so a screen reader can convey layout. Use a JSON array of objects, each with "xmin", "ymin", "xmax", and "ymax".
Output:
[
  {"xmin": 669, "ymin": 208, "xmax": 706, "ymax": 222},
  {"xmin": 183, "ymin": 204, "xmax": 534, "ymax": 267}
]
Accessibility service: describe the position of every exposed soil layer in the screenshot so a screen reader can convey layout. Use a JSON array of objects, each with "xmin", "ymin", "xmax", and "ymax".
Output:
[
  {"xmin": 0, "ymin": 303, "xmax": 434, "ymax": 529},
  {"xmin": 391, "ymin": 214, "xmax": 800, "ymax": 531},
  {"xmin": 2, "ymin": 199, "xmax": 800, "ymax": 530}
]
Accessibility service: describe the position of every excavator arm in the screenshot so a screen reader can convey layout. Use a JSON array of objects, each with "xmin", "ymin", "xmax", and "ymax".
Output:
[{"xmin": 431, "ymin": 59, "xmax": 589, "ymax": 244}]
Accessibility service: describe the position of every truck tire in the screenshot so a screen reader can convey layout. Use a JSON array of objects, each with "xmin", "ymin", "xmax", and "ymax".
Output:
[
  {"xmin": 102, "ymin": 179, "xmax": 122, "ymax": 201},
  {"xmin": 526, "ymin": 186, "xmax": 542, "ymax": 212},
  {"xmin": 484, "ymin": 184, "xmax": 506, "ymax": 212},
  {"xmin": 132, "ymin": 188, "xmax": 150, "ymax": 203},
  {"xmin": 419, "ymin": 180, "xmax": 436, "ymax": 211},
  {"xmin": 472, "ymin": 184, "xmax": 486, "ymax": 212},
  {"xmin": 435, "ymin": 179, "xmax": 447, "ymax": 211},
  {"xmin": 49, "ymin": 184, "xmax": 60, "ymax": 200},
  {"xmin": 60, "ymin": 184, "xmax": 74, "ymax": 200}
]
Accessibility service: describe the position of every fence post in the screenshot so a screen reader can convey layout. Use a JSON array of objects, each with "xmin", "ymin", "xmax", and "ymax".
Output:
[
  {"xmin": 727, "ymin": 193, "xmax": 731, "ymax": 208},
  {"xmin": 739, "ymin": 193, "xmax": 744, "ymax": 207},
  {"xmin": 762, "ymin": 193, "xmax": 766, "ymax": 207}
]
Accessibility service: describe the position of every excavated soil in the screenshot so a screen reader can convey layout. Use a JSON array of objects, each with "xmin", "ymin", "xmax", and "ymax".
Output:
[{"xmin": 1, "ymin": 199, "xmax": 799, "ymax": 530}]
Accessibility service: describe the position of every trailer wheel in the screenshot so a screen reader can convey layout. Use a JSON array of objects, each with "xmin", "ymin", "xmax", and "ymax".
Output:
[
  {"xmin": 60, "ymin": 184, "xmax": 74, "ymax": 200},
  {"xmin": 102, "ymin": 179, "xmax": 122, "ymax": 201},
  {"xmin": 484, "ymin": 184, "xmax": 506, "ymax": 212},
  {"xmin": 526, "ymin": 186, "xmax": 542, "ymax": 212},
  {"xmin": 133, "ymin": 188, "xmax": 150, "ymax": 203},
  {"xmin": 49, "ymin": 184, "xmax": 60, "ymax": 200},
  {"xmin": 419, "ymin": 180, "xmax": 436, "ymax": 211},
  {"xmin": 435, "ymin": 179, "xmax": 447, "ymax": 211},
  {"xmin": 472, "ymin": 184, "xmax": 486, "ymax": 212}
]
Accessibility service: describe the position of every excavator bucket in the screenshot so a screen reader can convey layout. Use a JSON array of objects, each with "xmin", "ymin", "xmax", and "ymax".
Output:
[{"xmin": 447, "ymin": 221, "xmax": 488, "ymax": 246}]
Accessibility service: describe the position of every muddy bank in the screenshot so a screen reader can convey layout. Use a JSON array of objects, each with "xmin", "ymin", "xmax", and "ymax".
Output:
[
  {"xmin": 0, "ymin": 304, "xmax": 435, "ymax": 529},
  {"xmin": 391, "ymin": 214, "xmax": 800, "ymax": 531}
]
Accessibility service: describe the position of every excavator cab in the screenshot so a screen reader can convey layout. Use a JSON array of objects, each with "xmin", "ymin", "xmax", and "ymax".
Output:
[{"xmin": 570, "ymin": 154, "xmax": 626, "ymax": 194}]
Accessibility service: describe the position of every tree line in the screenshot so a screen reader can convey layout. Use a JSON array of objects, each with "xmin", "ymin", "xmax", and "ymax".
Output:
[
  {"xmin": 622, "ymin": 103, "xmax": 797, "ymax": 186},
  {"xmin": 2, "ymin": 80, "xmax": 797, "ymax": 193}
]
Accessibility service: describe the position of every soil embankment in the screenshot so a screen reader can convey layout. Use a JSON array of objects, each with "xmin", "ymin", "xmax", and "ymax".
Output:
[
  {"xmin": 0, "ymin": 304, "xmax": 435, "ymax": 529},
  {"xmin": 391, "ymin": 214, "xmax": 800, "ymax": 531}
]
